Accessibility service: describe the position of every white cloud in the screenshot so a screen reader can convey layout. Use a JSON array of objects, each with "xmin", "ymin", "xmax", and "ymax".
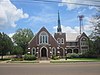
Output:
[
  {"xmin": 53, "ymin": 25, "xmax": 79, "ymax": 33},
  {"xmin": 0, "ymin": 0, "xmax": 29, "ymax": 30},
  {"xmin": 61, "ymin": 0, "xmax": 100, "ymax": 10},
  {"xmin": 53, "ymin": 21, "xmax": 93, "ymax": 40},
  {"xmin": 27, "ymin": 13, "xmax": 57, "ymax": 26},
  {"xmin": 53, "ymin": 25, "xmax": 79, "ymax": 41},
  {"xmin": 8, "ymin": 32, "xmax": 15, "ymax": 38}
]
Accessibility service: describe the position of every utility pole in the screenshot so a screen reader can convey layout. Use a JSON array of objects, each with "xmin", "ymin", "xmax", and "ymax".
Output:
[{"xmin": 78, "ymin": 15, "xmax": 84, "ymax": 34}]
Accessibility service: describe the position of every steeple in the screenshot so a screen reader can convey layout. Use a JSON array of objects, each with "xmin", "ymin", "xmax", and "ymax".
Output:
[{"xmin": 57, "ymin": 11, "xmax": 62, "ymax": 32}]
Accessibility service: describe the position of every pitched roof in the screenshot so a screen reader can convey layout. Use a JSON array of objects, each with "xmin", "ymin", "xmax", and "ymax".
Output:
[{"xmin": 66, "ymin": 33, "xmax": 79, "ymax": 41}]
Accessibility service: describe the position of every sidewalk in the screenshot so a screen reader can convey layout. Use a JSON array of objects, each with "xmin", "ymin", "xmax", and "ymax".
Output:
[
  {"xmin": 0, "ymin": 61, "xmax": 7, "ymax": 63},
  {"xmin": 39, "ymin": 60, "xmax": 50, "ymax": 63}
]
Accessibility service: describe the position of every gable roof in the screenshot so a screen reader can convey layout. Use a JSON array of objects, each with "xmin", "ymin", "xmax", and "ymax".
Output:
[
  {"xmin": 28, "ymin": 27, "xmax": 58, "ymax": 46},
  {"xmin": 66, "ymin": 33, "xmax": 79, "ymax": 41},
  {"xmin": 76, "ymin": 32, "xmax": 89, "ymax": 41}
]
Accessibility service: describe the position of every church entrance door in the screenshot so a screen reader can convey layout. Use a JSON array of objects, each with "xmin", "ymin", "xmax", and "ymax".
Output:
[{"xmin": 41, "ymin": 48, "xmax": 47, "ymax": 57}]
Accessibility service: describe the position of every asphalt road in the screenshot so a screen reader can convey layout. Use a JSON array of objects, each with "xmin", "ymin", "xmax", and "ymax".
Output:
[{"xmin": 0, "ymin": 62, "xmax": 100, "ymax": 75}]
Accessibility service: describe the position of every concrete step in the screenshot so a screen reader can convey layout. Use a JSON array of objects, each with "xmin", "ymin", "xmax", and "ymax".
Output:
[
  {"xmin": 40, "ymin": 57, "xmax": 48, "ymax": 60},
  {"xmin": 39, "ymin": 60, "xmax": 50, "ymax": 63}
]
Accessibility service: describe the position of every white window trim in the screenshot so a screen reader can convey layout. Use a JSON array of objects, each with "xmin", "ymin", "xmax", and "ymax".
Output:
[
  {"xmin": 40, "ymin": 46, "xmax": 48, "ymax": 57},
  {"xmin": 57, "ymin": 38, "xmax": 61, "ymax": 44},
  {"xmin": 80, "ymin": 36, "xmax": 88, "ymax": 46},
  {"xmin": 31, "ymin": 47, "xmax": 36, "ymax": 55},
  {"xmin": 52, "ymin": 47, "xmax": 56, "ymax": 55},
  {"xmin": 61, "ymin": 38, "xmax": 64, "ymax": 44},
  {"xmin": 39, "ymin": 31, "xmax": 49, "ymax": 44}
]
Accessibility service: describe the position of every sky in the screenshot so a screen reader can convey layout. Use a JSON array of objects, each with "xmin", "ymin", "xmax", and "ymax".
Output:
[{"xmin": 0, "ymin": 0, "xmax": 100, "ymax": 38}]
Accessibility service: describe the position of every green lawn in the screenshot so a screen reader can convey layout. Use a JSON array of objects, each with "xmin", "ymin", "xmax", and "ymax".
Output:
[
  {"xmin": 70, "ymin": 58, "xmax": 100, "ymax": 61},
  {"xmin": 50, "ymin": 58, "xmax": 100, "ymax": 63}
]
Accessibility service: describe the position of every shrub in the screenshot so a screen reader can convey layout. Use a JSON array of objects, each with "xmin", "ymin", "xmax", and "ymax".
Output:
[
  {"xmin": 52, "ymin": 55, "xmax": 59, "ymax": 60},
  {"xmin": 24, "ymin": 54, "xmax": 36, "ymax": 60},
  {"xmin": 79, "ymin": 51, "xmax": 97, "ymax": 58},
  {"xmin": 0, "ymin": 58, "xmax": 11, "ymax": 61},
  {"xmin": 66, "ymin": 53, "xmax": 80, "ymax": 58},
  {"xmin": 11, "ymin": 58, "xmax": 23, "ymax": 61},
  {"xmin": 65, "ymin": 56, "xmax": 67, "ymax": 60}
]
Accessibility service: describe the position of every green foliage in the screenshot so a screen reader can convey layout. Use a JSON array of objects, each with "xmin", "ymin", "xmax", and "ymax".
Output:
[
  {"xmin": 0, "ymin": 58, "xmax": 11, "ymax": 61},
  {"xmin": 89, "ymin": 10, "xmax": 100, "ymax": 56},
  {"xmin": 11, "ymin": 58, "xmax": 23, "ymax": 61},
  {"xmin": 94, "ymin": 37, "xmax": 100, "ymax": 55},
  {"xmin": 0, "ymin": 32, "xmax": 13, "ymax": 59},
  {"xmin": 12, "ymin": 28, "xmax": 34, "ymax": 54},
  {"xmin": 24, "ymin": 54, "xmax": 36, "ymax": 60},
  {"xmin": 11, "ymin": 46, "xmax": 23, "ymax": 55},
  {"xmin": 11, "ymin": 46, "xmax": 23, "ymax": 58},
  {"xmin": 80, "ymin": 50, "xmax": 98, "ymax": 58},
  {"xmin": 67, "ymin": 53, "xmax": 80, "ymax": 58},
  {"xmin": 52, "ymin": 55, "xmax": 59, "ymax": 60}
]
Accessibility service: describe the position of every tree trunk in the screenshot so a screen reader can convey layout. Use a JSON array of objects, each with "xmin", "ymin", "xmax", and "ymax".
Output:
[
  {"xmin": 1, "ymin": 55, "xmax": 3, "ymax": 60},
  {"xmin": 1, "ymin": 50, "xmax": 4, "ymax": 60}
]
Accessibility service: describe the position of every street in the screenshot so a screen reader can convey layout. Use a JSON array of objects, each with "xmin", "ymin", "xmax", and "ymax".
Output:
[{"xmin": 0, "ymin": 62, "xmax": 100, "ymax": 75}]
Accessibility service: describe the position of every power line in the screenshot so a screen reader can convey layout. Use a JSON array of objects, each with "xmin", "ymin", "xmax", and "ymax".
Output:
[
  {"xmin": 31, "ymin": 0, "xmax": 100, "ymax": 7},
  {"xmin": 84, "ymin": 0, "xmax": 100, "ymax": 2},
  {"xmin": 2, "ymin": 0, "xmax": 100, "ymax": 7}
]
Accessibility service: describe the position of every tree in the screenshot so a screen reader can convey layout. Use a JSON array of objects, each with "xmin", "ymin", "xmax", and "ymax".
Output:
[
  {"xmin": 89, "ymin": 8, "xmax": 100, "ymax": 57},
  {"xmin": 90, "ymin": 8, "xmax": 100, "ymax": 38},
  {"xmin": 0, "ymin": 32, "xmax": 13, "ymax": 59},
  {"xmin": 11, "ymin": 46, "xmax": 23, "ymax": 58},
  {"xmin": 12, "ymin": 28, "xmax": 34, "ymax": 54}
]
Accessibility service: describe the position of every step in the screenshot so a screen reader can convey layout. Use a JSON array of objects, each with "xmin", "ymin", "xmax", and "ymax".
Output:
[{"xmin": 39, "ymin": 60, "xmax": 50, "ymax": 63}]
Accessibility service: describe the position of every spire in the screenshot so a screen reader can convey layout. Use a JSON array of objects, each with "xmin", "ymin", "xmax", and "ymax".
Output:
[{"xmin": 57, "ymin": 11, "xmax": 62, "ymax": 32}]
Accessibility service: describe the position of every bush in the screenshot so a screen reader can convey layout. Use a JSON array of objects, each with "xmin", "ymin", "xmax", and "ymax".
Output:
[
  {"xmin": 67, "ymin": 53, "xmax": 80, "ymax": 58},
  {"xmin": 52, "ymin": 55, "xmax": 59, "ymax": 60},
  {"xmin": 0, "ymin": 58, "xmax": 11, "ymax": 61},
  {"xmin": 11, "ymin": 58, "xmax": 23, "ymax": 61},
  {"xmin": 79, "ymin": 51, "xmax": 97, "ymax": 58},
  {"xmin": 65, "ymin": 56, "xmax": 67, "ymax": 60},
  {"xmin": 24, "ymin": 54, "xmax": 36, "ymax": 60}
]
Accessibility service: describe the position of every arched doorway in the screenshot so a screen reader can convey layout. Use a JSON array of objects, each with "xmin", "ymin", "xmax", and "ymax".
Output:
[
  {"xmin": 41, "ymin": 47, "xmax": 47, "ymax": 57},
  {"xmin": 59, "ymin": 48, "xmax": 64, "ymax": 57}
]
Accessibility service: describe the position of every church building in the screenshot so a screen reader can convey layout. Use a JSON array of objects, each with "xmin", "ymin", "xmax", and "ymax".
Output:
[{"xmin": 28, "ymin": 12, "xmax": 89, "ymax": 59}]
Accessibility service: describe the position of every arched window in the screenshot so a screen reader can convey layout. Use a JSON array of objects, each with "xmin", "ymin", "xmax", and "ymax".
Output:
[
  {"xmin": 61, "ymin": 38, "xmax": 64, "ymax": 44},
  {"xmin": 57, "ymin": 38, "xmax": 60, "ymax": 44},
  {"xmin": 52, "ymin": 47, "xmax": 56, "ymax": 55},
  {"xmin": 81, "ymin": 37, "xmax": 88, "ymax": 46},
  {"xmin": 32, "ymin": 48, "xmax": 36, "ymax": 55},
  {"xmin": 67, "ymin": 49, "xmax": 72, "ymax": 53},
  {"xmin": 73, "ymin": 49, "xmax": 78, "ymax": 53},
  {"xmin": 39, "ymin": 31, "xmax": 48, "ymax": 44}
]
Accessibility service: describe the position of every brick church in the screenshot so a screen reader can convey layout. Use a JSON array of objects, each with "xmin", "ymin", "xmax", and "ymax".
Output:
[{"xmin": 28, "ymin": 12, "xmax": 89, "ymax": 59}]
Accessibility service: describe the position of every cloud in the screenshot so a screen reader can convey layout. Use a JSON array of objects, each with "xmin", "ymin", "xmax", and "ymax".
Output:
[
  {"xmin": 53, "ymin": 25, "xmax": 79, "ymax": 33},
  {"xmin": 27, "ymin": 13, "xmax": 57, "ymax": 25},
  {"xmin": 0, "ymin": 0, "xmax": 29, "ymax": 30},
  {"xmin": 53, "ymin": 20, "xmax": 93, "ymax": 35},
  {"xmin": 61, "ymin": 0, "xmax": 100, "ymax": 10},
  {"xmin": 8, "ymin": 32, "xmax": 15, "ymax": 38},
  {"xmin": 27, "ymin": 4, "xmax": 57, "ymax": 26},
  {"xmin": 53, "ymin": 24, "xmax": 93, "ymax": 41}
]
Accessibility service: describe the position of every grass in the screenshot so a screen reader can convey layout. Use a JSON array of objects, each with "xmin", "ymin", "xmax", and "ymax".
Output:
[
  {"xmin": 7, "ymin": 60, "xmax": 39, "ymax": 63},
  {"xmin": 50, "ymin": 58, "xmax": 100, "ymax": 63},
  {"xmin": 70, "ymin": 58, "xmax": 100, "ymax": 61},
  {"xmin": 1, "ymin": 56, "xmax": 100, "ymax": 63}
]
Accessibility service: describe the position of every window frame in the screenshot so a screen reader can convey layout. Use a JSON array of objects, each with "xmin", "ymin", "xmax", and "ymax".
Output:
[{"xmin": 39, "ymin": 31, "xmax": 48, "ymax": 44}]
